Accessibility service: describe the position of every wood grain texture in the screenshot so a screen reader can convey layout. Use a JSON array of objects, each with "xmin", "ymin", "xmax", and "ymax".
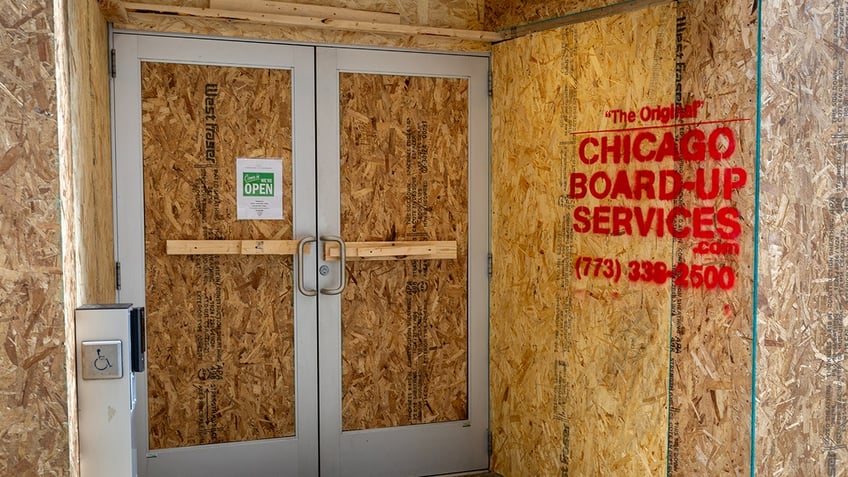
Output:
[
  {"xmin": 96, "ymin": 0, "xmax": 129, "ymax": 22},
  {"xmin": 122, "ymin": 2, "xmax": 501, "ymax": 42},
  {"xmin": 209, "ymin": 0, "xmax": 402, "ymax": 24},
  {"xmin": 668, "ymin": 1, "xmax": 757, "ymax": 474},
  {"xmin": 491, "ymin": 0, "xmax": 757, "ymax": 475},
  {"xmin": 142, "ymin": 63, "xmax": 296, "ymax": 448},
  {"xmin": 323, "ymin": 241, "xmax": 457, "ymax": 261},
  {"xmin": 756, "ymin": 0, "xmax": 848, "ymax": 474},
  {"xmin": 167, "ymin": 240, "xmax": 302, "ymax": 255},
  {"xmin": 60, "ymin": 0, "xmax": 113, "ymax": 474},
  {"xmin": 485, "ymin": 0, "xmax": 613, "ymax": 30},
  {"xmin": 491, "ymin": 6, "xmax": 676, "ymax": 475},
  {"xmin": 113, "ymin": 0, "xmax": 490, "ymax": 52},
  {"xmin": 69, "ymin": 0, "xmax": 115, "ymax": 306},
  {"xmin": 0, "ymin": 1, "xmax": 69, "ymax": 476},
  {"xmin": 496, "ymin": 0, "xmax": 672, "ymax": 40},
  {"xmin": 338, "ymin": 72, "xmax": 469, "ymax": 430}
]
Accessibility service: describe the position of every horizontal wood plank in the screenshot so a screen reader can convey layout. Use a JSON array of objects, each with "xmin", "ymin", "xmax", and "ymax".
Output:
[
  {"xmin": 210, "ymin": 0, "xmax": 401, "ymax": 24},
  {"xmin": 166, "ymin": 240, "xmax": 302, "ymax": 255},
  {"xmin": 166, "ymin": 239, "xmax": 454, "ymax": 260},
  {"xmin": 122, "ymin": 2, "xmax": 503, "ymax": 42},
  {"xmin": 324, "ymin": 241, "xmax": 457, "ymax": 261}
]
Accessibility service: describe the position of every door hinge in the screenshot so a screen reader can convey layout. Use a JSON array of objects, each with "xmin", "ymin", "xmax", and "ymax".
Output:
[
  {"xmin": 487, "ymin": 69, "xmax": 493, "ymax": 97},
  {"xmin": 488, "ymin": 429, "xmax": 493, "ymax": 456},
  {"xmin": 115, "ymin": 261, "xmax": 122, "ymax": 291},
  {"xmin": 487, "ymin": 253, "xmax": 493, "ymax": 278},
  {"xmin": 110, "ymin": 48, "xmax": 117, "ymax": 78}
]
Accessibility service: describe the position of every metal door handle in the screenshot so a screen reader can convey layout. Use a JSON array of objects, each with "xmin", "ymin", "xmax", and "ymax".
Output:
[
  {"xmin": 297, "ymin": 236, "xmax": 317, "ymax": 297},
  {"xmin": 320, "ymin": 235, "xmax": 346, "ymax": 295}
]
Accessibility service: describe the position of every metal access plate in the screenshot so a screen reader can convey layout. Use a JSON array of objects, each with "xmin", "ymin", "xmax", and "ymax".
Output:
[{"xmin": 81, "ymin": 340, "xmax": 123, "ymax": 380}]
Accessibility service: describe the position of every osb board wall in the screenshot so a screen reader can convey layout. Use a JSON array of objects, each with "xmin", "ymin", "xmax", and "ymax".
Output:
[
  {"xmin": 0, "ymin": 0, "xmax": 69, "ymax": 476},
  {"xmin": 490, "ymin": 0, "xmax": 757, "ymax": 475},
  {"xmin": 756, "ymin": 0, "xmax": 848, "ymax": 474},
  {"xmin": 338, "ymin": 72, "xmax": 469, "ymax": 430},
  {"xmin": 669, "ymin": 1, "xmax": 757, "ymax": 473},
  {"xmin": 491, "ymin": 5, "xmax": 675, "ymax": 475},
  {"xmin": 67, "ymin": 0, "xmax": 114, "ymax": 304},
  {"xmin": 484, "ymin": 0, "xmax": 614, "ymax": 30},
  {"xmin": 114, "ymin": 0, "xmax": 488, "ymax": 52},
  {"xmin": 136, "ymin": 0, "xmax": 483, "ymax": 28},
  {"xmin": 142, "ymin": 63, "xmax": 296, "ymax": 448},
  {"xmin": 138, "ymin": 0, "xmax": 484, "ymax": 30}
]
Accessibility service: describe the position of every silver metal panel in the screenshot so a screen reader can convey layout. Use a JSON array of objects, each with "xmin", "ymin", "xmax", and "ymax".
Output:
[
  {"xmin": 81, "ymin": 340, "xmax": 123, "ymax": 380},
  {"xmin": 76, "ymin": 305, "xmax": 137, "ymax": 477}
]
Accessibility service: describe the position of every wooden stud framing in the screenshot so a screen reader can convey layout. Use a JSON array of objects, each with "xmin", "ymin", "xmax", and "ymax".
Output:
[
  {"xmin": 120, "ymin": 2, "xmax": 503, "ymax": 42},
  {"xmin": 209, "ymin": 0, "xmax": 402, "ymax": 24}
]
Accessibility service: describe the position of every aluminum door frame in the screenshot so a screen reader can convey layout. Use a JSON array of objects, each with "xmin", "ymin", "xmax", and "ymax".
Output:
[
  {"xmin": 315, "ymin": 47, "xmax": 490, "ymax": 477},
  {"xmin": 112, "ymin": 33, "xmax": 318, "ymax": 477}
]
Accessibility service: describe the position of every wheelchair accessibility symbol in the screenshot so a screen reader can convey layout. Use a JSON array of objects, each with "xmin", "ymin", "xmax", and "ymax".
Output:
[
  {"xmin": 94, "ymin": 348, "xmax": 112, "ymax": 371},
  {"xmin": 81, "ymin": 340, "xmax": 121, "ymax": 380}
]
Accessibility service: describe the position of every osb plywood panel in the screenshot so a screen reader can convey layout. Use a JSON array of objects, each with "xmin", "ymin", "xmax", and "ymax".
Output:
[
  {"xmin": 294, "ymin": 0, "xmax": 485, "ymax": 29},
  {"xmin": 59, "ymin": 1, "xmax": 112, "ymax": 474},
  {"xmin": 68, "ymin": 0, "xmax": 114, "ymax": 304},
  {"xmin": 491, "ymin": 0, "xmax": 757, "ymax": 475},
  {"xmin": 0, "ymin": 1, "xmax": 69, "ymax": 476},
  {"xmin": 115, "ymin": 0, "xmax": 486, "ymax": 51},
  {"xmin": 339, "ymin": 72, "xmax": 469, "ymax": 430},
  {"xmin": 757, "ymin": 0, "xmax": 847, "ymax": 474},
  {"xmin": 138, "ymin": 0, "xmax": 207, "ymax": 5},
  {"xmin": 491, "ymin": 4, "xmax": 676, "ymax": 475},
  {"xmin": 484, "ymin": 0, "xmax": 612, "ymax": 30},
  {"xmin": 669, "ymin": 1, "xmax": 757, "ymax": 475},
  {"xmin": 142, "ymin": 63, "xmax": 296, "ymax": 448}
]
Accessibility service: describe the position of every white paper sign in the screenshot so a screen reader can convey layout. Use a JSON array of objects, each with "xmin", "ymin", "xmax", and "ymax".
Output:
[{"xmin": 236, "ymin": 158, "xmax": 283, "ymax": 220}]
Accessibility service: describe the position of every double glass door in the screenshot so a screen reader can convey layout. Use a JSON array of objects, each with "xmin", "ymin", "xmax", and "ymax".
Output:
[{"xmin": 113, "ymin": 34, "xmax": 488, "ymax": 476}]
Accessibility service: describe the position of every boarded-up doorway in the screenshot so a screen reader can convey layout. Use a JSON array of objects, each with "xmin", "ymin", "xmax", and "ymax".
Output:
[{"xmin": 113, "ymin": 34, "xmax": 489, "ymax": 477}]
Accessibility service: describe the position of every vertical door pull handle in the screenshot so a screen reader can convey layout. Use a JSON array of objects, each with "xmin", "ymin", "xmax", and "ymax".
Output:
[
  {"xmin": 320, "ymin": 235, "xmax": 346, "ymax": 295},
  {"xmin": 297, "ymin": 236, "xmax": 318, "ymax": 297}
]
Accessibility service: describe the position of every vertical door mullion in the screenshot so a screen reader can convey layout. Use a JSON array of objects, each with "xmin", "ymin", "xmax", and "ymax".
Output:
[
  {"xmin": 292, "ymin": 44, "xmax": 320, "ymax": 476},
  {"xmin": 315, "ymin": 47, "xmax": 344, "ymax": 477}
]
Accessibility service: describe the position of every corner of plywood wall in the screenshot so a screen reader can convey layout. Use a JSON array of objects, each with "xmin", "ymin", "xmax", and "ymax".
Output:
[
  {"xmin": 491, "ymin": 1, "xmax": 758, "ymax": 474},
  {"xmin": 756, "ymin": 0, "xmax": 848, "ymax": 475},
  {"xmin": 484, "ymin": 0, "xmax": 614, "ymax": 30},
  {"xmin": 58, "ymin": 1, "xmax": 114, "ymax": 475},
  {"xmin": 68, "ymin": 0, "xmax": 115, "ymax": 305}
]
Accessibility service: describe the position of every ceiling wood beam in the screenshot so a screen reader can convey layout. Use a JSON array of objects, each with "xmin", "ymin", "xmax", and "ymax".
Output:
[
  {"xmin": 122, "ymin": 2, "xmax": 504, "ymax": 42},
  {"xmin": 209, "ymin": 0, "xmax": 401, "ymax": 25}
]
